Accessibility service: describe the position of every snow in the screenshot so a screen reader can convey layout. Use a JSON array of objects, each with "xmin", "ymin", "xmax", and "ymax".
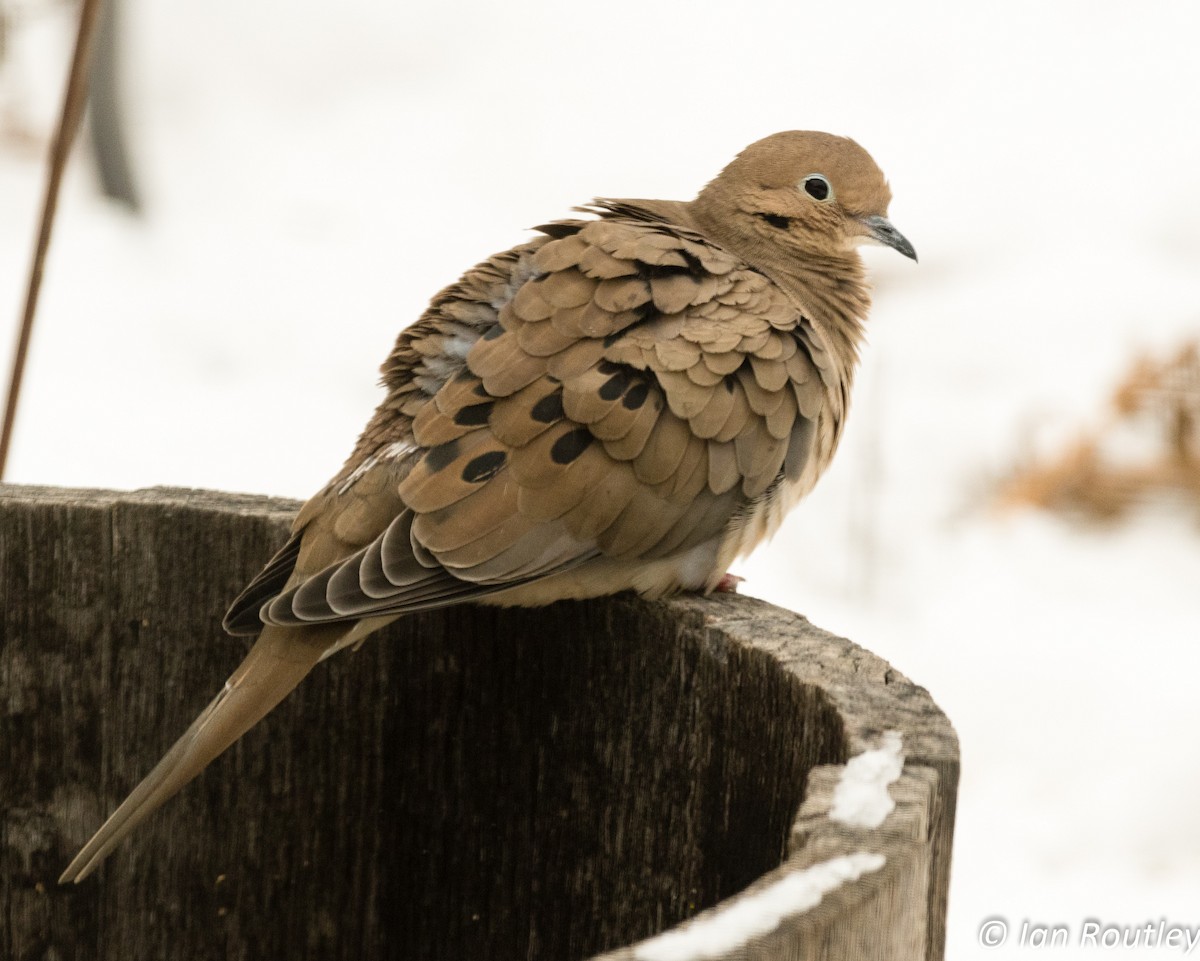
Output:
[
  {"xmin": 830, "ymin": 730, "xmax": 904, "ymax": 830},
  {"xmin": 633, "ymin": 853, "xmax": 886, "ymax": 961},
  {"xmin": 3, "ymin": 1, "xmax": 1200, "ymax": 957}
]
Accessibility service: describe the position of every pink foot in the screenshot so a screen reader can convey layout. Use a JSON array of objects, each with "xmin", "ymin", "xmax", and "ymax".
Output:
[{"xmin": 713, "ymin": 572, "xmax": 744, "ymax": 593}]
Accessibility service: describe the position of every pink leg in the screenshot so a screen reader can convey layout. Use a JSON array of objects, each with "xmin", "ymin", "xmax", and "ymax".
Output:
[{"xmin": 713, "ymin": 572, "xmax": 744, "ymax": 593}]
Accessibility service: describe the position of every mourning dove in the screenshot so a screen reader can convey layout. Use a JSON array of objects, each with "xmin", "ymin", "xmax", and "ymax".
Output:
[{"xmin": 60, "ymin": 130, "xmax": 915, "ymax": 882}]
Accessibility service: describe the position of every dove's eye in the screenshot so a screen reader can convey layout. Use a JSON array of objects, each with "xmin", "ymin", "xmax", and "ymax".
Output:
[{"xmin": 802, "ymin": 175, "xmax": 833, "ymax": 202}]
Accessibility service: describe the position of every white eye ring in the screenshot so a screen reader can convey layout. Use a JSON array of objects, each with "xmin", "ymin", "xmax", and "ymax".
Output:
[{"xmin": 801, "ymin": 174, "xmax": 834, "ymax": 202}]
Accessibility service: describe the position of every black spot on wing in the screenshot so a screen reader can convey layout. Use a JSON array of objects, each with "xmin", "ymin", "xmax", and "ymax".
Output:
[
  {"xmin": 531, "ymin": 388, "xmax": 565, "ymax": 423},
  {"xmin": 424, "ymin": 439, "xmax": 461, "ymax": 473},
  {"xmin": 599, "ymin": 370, "xmax": 630, "ymax": 401},
  {"xmin": 454, "ymin": 401, "xmax": 494, "ymax": 426},
  {"xmin": 550, "ymin": 428, "xmax": 594, "ymax": 465},
  {"xmin": 535, "ymin": 222, "xmax": 584, "ymax": 239},
  {"xmin": 622, "ymin": 381, "xmax": 650, "ymax": 410},
  {"xmin": 462, "ymin": 450, "xmax": 507, "ymax": 483}
]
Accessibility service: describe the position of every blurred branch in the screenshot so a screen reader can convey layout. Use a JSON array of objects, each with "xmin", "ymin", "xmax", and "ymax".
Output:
[
  {"xmin": 0, "ymin": 0, "xmax": 106, "ymax": 479},
  {"xmin": 88, "ymin": 0, "xmax": 140, "ymax": 211}
]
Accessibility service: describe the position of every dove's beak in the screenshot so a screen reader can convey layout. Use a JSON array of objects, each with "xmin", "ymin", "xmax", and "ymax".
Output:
[{"xmin": 861, "ymin": 215, "xmax": 917, "ymax": 262}]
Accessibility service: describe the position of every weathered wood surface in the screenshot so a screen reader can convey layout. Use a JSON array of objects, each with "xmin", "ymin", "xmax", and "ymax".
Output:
[{"xmin": 0, "ymin": 485, "xmax": 958, "ymax": 961}]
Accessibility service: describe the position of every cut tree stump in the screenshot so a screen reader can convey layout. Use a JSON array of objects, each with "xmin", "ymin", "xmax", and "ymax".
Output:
[{"xmin": 0, "ymin": 485, "xmax": 958, "ymax": 961}]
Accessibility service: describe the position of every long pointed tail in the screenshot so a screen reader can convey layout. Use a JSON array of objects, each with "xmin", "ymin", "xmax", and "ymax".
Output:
[{"xmin": 60, "ymin": 626, "xmax": 334, "ymax": 883}]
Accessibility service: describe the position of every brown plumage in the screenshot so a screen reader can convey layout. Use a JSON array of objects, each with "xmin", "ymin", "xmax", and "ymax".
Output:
[{"xmin": 60, "ymin": 130, "xmax": 916, "ymax": 883}]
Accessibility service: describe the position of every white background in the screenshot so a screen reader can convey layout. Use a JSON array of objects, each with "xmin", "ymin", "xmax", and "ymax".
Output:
[{"xmin": 3, "ymin": 1, "xmax": 1199, "ymax": 956}]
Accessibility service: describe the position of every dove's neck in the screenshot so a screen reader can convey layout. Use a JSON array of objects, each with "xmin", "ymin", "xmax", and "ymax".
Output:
[
  {"xmin": 688, "ymin": 200, "xmax": 870, "ymax": 384},
  {"xmin": 768, "ymin": 254, "xmax": 871, "ymax": 380}
]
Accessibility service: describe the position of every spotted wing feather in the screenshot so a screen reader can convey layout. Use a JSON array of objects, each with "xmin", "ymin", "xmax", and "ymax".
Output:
[{"xmin": 233, "ymin": 215, "xmax": 834, "ymax": 630}]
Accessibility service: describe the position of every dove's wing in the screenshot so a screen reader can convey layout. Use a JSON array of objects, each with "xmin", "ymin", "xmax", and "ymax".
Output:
[{"xmin": 226, "ymin": 215, "xmax": 837, "ymax": 632}]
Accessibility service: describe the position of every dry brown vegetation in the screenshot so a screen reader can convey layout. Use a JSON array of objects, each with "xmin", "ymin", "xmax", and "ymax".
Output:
[{"xmin": 997, "ymin": 340, "xmax": 1200, "ymax": 520}]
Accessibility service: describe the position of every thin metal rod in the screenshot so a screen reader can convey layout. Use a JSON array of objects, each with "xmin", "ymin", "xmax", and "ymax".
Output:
[{"xmin": 0, "ymin": 0, "xmax": 107, "ymax": 479}]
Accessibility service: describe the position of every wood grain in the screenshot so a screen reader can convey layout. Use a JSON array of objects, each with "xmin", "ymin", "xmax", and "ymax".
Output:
[{"xmin": 0, "ymin": 485, "xmax": 957, "ymax": 960}]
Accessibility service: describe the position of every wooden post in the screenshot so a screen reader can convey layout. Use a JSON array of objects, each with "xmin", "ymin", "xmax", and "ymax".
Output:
[{"xmin": 0, "ymin": 486, "xmax": 958, "ymax": 961}]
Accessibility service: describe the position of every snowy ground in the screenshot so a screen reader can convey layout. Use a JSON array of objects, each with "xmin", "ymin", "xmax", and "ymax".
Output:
[{"xmin": 3, "ymin": 1, "xmax": 1200, "ymax": 956}]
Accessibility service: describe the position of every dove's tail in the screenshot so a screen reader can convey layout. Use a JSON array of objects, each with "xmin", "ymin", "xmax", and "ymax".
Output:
[{"xmin": 59, "ymin": 625, "xmax": 335, "ymax": 883}]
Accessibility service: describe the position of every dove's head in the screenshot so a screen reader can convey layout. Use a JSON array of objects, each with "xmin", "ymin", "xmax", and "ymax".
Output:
[{"xmin": 693, "ymin": 131, "xmax": 916, "ymax": 265}]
